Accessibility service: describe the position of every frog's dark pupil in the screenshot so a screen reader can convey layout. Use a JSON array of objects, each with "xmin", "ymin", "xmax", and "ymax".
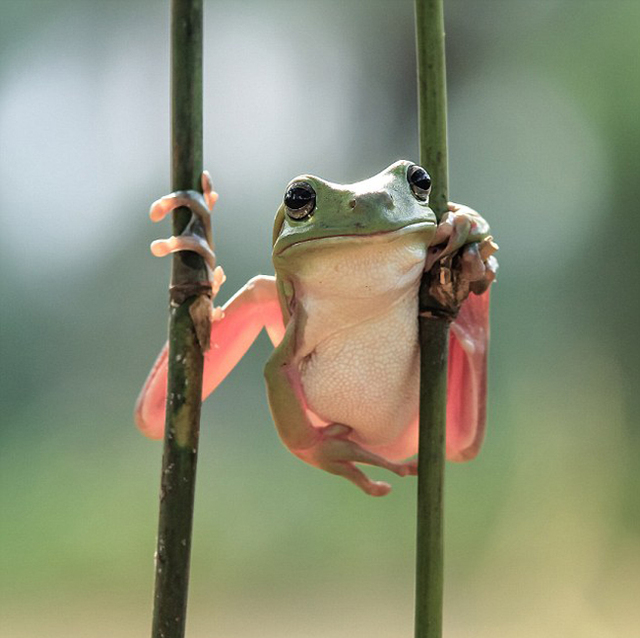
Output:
[
  {"xmin": 410, "ymin": 168, "xmax": 431, "ymax": 191},
  {"xmin": 285, "ymin": 186, "xmax": 314, "ymax": 210}
]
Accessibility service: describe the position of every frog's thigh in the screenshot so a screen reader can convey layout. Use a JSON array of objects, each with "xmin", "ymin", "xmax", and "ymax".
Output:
[
  {"xmin": 264, "ymin": 317, "xmax": 321, "ymax": 452},
  {"xmin": 135, "ymin": 275, "xmax": 283, "ymax": 439}
]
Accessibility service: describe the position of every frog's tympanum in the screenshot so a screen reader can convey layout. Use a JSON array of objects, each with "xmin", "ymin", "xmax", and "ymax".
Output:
[{"xmin": 136, "ymin": 161, "xmax": 498, "ymax": 496}]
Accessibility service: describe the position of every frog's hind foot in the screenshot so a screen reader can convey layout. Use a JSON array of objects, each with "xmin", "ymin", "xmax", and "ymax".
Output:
[{"xmin": 301, "ymin": 425, "xmax": 417, "ymax": 496}]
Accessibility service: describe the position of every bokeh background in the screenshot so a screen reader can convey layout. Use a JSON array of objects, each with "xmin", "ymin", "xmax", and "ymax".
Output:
[{"xmin": 1, "ymin": 1, "xmax": 638, "ymax": 636}]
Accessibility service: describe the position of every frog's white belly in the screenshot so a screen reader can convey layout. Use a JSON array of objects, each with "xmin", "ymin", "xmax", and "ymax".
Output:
[
  {"xmin": 291, "ymin": 234, "xmax": 427, "ymax": 451},
  {"xmin": 299, "ymin": 293, "xmax": 420, "ymax": 448}
]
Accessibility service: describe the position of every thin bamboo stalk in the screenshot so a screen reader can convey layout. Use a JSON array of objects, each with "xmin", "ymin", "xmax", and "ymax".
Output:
[
  {"xmin": 151, "ymin": 1, "xmax": 205, "ymax": 637},
  {"xmin": 414, "ymin": 1, "xmax": 449, "ymax": 637},
  {"xmin": 415, "ymin": 0, "xmax": 448, "ymax": 221}
]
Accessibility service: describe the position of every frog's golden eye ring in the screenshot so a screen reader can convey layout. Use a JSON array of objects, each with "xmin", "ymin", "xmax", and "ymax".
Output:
[
  {"xmin": 284, "ymin": 182, "xmax": 316, "ymax": 220},
  {"xmin": 407, "ymin": 165, "xmax": 432, "ymax": 201}
]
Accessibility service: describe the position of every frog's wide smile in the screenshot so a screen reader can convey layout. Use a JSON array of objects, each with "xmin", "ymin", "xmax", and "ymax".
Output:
[{"xmin": 274, "ymin": 220, "xmax": 436, "ymax": 256}]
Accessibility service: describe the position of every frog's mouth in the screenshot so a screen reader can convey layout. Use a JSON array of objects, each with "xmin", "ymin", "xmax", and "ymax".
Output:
[{"xmin": 274, "ymin": 220, "xmax": 436, "ymax": 256}]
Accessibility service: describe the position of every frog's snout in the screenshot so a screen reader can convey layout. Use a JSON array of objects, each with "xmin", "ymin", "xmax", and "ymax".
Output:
[{"xmin": 349, "ymin": 191, "xmax": 394, "ymax": 213}]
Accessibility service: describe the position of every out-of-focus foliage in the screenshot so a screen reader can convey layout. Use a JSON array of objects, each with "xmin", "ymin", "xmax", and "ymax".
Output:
[{"xmin": 1, "ymin": 1, "xmax": 638, "ymax": 636}]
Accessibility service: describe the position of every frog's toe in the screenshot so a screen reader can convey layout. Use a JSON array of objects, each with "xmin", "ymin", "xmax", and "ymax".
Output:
[
  {"xmin": 460, "ymin": 243, "xmax": 485, "ymax": 281},
  {"xmin": 201, "ymin": 170, "xmax": 219, "ymax": 211},
  {"xmin": 150, "ymin": 234, "xmax": 216, "ymax": 270},
  {"xmin": 363, "ymin": 480, "xmax": 392, "ymax": 497},
  {"xmin": 460, "ymin": 239, "xmax": 499, "ymax": 295},
  {"xmin": 331, "ymin": 462, "xmax": 392, "ymax": 497},
  {"xmin": 149, "ymin": 190, "xmax": 210, "ymax": 223}
]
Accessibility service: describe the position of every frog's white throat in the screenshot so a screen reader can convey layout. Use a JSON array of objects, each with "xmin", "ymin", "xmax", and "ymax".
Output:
[{"xmin": 290, "ymin": 230, "xmax": 427, "ymax": 305}]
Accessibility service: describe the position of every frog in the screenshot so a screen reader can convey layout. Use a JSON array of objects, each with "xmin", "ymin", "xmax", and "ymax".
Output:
[{"xmin": 135, "ymin": 160, "xmax": 498, "ymax": 496}]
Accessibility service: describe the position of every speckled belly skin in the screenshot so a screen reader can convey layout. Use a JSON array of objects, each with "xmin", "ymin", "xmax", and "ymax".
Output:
[
  {"xmin": 300, "ymin": 293, "xmax": 420, "ymax": 447},
  {"xmin": 292, "ymin": 234, "xmax": 426, "ymax": 455}
]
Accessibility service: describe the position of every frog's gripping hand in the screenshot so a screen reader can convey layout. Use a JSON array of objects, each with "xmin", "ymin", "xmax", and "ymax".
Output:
[{"xmin": 149, "ymin": 171, "xmax": 219, "ymax": 272}]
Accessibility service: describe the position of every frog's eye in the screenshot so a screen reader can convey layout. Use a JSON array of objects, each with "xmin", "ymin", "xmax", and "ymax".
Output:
[
  {"xmin": 284, "ymin": 182, "xmax": 316, "ymax": 220},
  {"xmin": 407, "ymin": 165, "xmax": 432, "ymax": 201}
]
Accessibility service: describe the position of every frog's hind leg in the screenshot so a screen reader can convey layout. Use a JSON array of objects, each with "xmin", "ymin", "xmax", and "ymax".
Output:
[
  {"xmin": 135, "ymin": 275, "xmax": 284, "ymax": 439},
  {"xmin": 265, "ymin": 315, "xmax": 417, "ymax": 496}
]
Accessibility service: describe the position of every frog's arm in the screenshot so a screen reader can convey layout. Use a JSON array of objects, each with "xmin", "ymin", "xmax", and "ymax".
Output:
[
  {"xmin": 447, "ymin": 289, "xmax": 491, "ymax": 461},
  {"xmin": 135, "ymin": 275, "xmax": 285, "ymax": 439},
  {"xmin": 424, "ymin": 202, "xmax": 497, "ymax": 461}
]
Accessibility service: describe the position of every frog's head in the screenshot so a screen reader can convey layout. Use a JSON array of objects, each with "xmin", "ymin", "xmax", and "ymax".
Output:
[{"xmin": 272, "ymin": 160, "xmax": 437, "ymax": 259}]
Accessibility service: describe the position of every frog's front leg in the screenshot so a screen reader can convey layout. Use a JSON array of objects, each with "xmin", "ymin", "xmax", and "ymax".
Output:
[
  {"xmin": 264, "ymin": 312, "xmax": 416, "ymax": 497},
  {"xmin": 424, "ymin": 203, "xmax": 499, "ymax": 463},
  {"xmin": 136, "ymin": 275, "xmax": 284, "ymax": 439}
]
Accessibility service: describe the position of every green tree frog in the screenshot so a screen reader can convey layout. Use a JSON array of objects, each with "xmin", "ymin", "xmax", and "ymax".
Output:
[{"xmin": 136, "ymin": 160, "xmax": 498, "ymax": 496}]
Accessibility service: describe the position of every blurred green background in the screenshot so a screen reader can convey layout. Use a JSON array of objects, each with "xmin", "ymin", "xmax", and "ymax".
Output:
[{"xmin": 1, "ymin": 1, "xmax": 638, "ymax": 636}]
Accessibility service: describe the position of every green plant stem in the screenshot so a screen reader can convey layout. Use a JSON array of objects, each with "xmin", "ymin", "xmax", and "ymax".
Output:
[
  {"xmin": 151, "ymin": 1, "xmax": 204, "ymax": 638},
  {"xmin": 414, "ymin": 1, "xmax": 449, "ymax": 637},
  {"xmin": 415, "ymin": 318, "xmax": 448, "ymax": 638},
  {"xmin": 415, "ymin": 0, "xmax": 448, "ymax": 222}
]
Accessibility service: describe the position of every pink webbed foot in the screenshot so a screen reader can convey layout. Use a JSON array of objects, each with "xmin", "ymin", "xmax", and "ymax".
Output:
[{"xmin": 296, "ymin": 424, "xmax": 418, "ymax": 497}]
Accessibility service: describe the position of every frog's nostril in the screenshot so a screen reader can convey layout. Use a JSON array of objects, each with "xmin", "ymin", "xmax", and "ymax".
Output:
[{"xmin": 349, "ymin": 199, "xmax": 357, "ymax": 209}]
